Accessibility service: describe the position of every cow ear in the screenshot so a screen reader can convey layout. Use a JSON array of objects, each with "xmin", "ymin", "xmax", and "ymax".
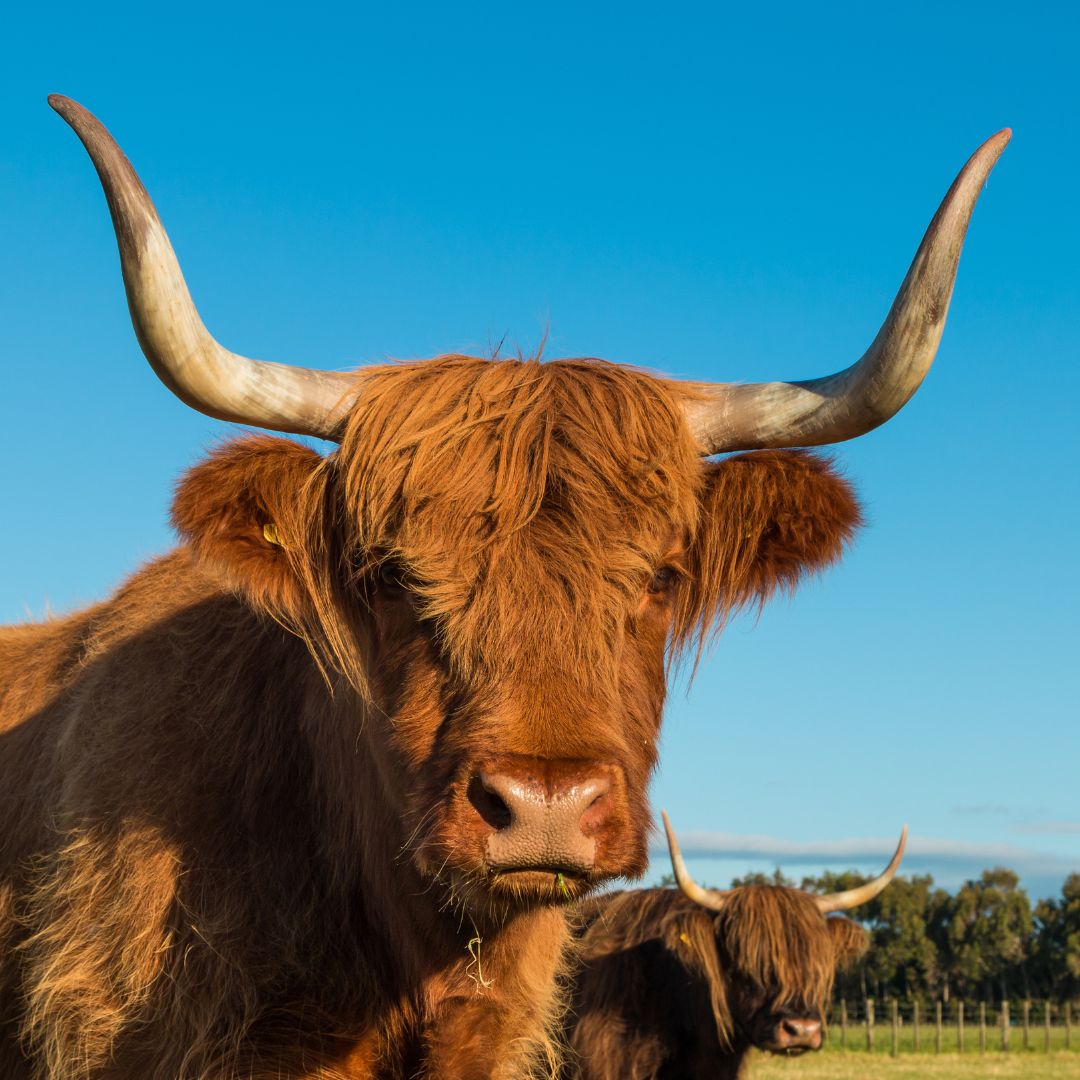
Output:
[
  {"xmin": 681, "ymin": 450, "xmax": 862, "ymax": 631},
  {"xmin": 171, "ymin": 436, "xmax": 326, "ymax": 616},
  {"xmin": 826, "ymin": 914, "xmax": 869, "ymax": 969},
  {"xmin": 662, "ymin": 907, "xmax": 735, "ymax": 1048}
]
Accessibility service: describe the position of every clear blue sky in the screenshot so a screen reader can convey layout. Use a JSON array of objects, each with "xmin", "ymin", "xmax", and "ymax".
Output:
[{"xmin": 1, "ymin": 2, "xmax": 1077, "ymax": 900}]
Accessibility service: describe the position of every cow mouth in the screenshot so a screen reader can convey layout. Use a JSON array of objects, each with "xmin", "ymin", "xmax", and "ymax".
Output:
[
  {"xmin": 431, "ymin": 865, "xmax": 595, "ymax": 918},
  {"xmin": 753, "ymin": 1035, "xmax": 819, "ymax": 1056},
  {"xmin": 484, "ymin": 866, "xmax": 593, "ymax": 902}
]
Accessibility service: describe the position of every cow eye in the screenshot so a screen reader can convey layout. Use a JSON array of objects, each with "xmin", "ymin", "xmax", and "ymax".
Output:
[
  {"xmin": 647, "ymin": 566, "xmax": 678, "ymax": 595},
  {"xmin": 378, "ymin": 560, "xmax": 408, "ymax": 592}
]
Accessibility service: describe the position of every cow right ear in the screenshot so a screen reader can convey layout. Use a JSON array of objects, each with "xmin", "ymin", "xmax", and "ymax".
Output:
[
  {"xmin": 826, "ymin": 915, "xmax": 870, "ymax": 969},
  {"xmin": 171, "ymin": 436, "xmax": 327, "ymax": 617}
]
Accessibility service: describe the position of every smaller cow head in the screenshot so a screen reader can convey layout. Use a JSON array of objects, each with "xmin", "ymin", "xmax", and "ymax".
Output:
[{"xmin": 660, "ymin": 814, "xmax": 906, "ymax": 1055}]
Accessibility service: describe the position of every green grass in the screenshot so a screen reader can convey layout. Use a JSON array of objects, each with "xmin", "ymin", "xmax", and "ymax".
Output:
[{"xmin": 748, "ymin": 1050, "xmax": 1080, "ymax": 1080}]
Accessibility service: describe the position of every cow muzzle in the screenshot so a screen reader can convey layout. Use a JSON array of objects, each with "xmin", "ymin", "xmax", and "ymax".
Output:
[
  {"xmin": 763, "ymin": 1017, "xmax": 823, "ymax": 1055},
  {"xmin": 468, "ymin": 756, "xmax": 624, "ymax": 878}
]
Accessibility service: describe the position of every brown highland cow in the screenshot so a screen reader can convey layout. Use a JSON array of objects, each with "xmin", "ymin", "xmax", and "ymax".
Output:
[
  {"xmin": 0, "ymin": 95, "xmax": 1005, "ymax": 1079},
  {"xmin": 564, "ymin": 816, "xmax": 906, "ymax": 1079}
]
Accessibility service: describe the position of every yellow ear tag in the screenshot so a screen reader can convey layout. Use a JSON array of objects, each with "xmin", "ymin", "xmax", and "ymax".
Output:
[
  {"xmin": 262, "ymin": 523, "xmax": 284, "ymax": 548},
  {"xmin": 679, "ymin": 932, "xmax": 691, "ymax": 945}
]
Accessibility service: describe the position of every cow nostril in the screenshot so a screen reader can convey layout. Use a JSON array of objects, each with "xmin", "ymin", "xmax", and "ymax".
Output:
[
  {"xmin": 467, "ymin": 774, "xmax": 513, "ymax": 830},
  {"xmin": 578, "ymin": 782, "xmax": 613, "ymax": 835}
]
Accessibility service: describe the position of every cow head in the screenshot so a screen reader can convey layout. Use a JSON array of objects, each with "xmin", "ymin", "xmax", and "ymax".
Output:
[
  {"xmin": 49, "ymin": 94, "xmax": 1002, "ymax": 914},
  {"xmin": 661, "ymin": 814, "xmax": 905, "ymax": 1053}
]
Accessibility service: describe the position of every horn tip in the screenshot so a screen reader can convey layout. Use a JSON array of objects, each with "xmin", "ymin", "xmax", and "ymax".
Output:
[
  {"xmin": 48, "ymin": 94, "xmax": 90, "ymax": 128},
  {"xmin": 977, "ymin": 128, "xmax": 1012, "ymax": 168}
]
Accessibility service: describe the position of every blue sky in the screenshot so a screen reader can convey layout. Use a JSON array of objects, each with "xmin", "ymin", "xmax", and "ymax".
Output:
[{"xmin": 1, "ymin": 2, "xmax": 1077, "ymax": 900}]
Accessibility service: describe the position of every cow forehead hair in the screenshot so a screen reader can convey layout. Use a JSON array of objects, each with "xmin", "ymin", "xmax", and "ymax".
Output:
[
  {"xmin": 331, "ymin": 355, "xmax": 705, "ymax": 676},
  {"xmin": 716, "ymin": 886, "xmax": 838, "ymax": 1008}
]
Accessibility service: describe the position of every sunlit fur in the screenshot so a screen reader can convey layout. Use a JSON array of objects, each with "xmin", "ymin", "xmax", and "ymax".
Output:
[
  {"xmin": 0, "ymin": 355, "xmax": 860, "ymax": 1078},
  {"xmin": 565, "ymin": 887, "xmax": 869, "ymax": 1079}
]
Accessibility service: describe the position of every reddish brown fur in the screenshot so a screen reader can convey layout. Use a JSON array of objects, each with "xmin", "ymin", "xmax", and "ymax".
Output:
[
  {"xmin": 0, "ymin": 356, "xmax": 860, "ymax": 1078},
  {"xmin": 565, "ymin": 887, "xmax": 869, "ymax": 1079}
]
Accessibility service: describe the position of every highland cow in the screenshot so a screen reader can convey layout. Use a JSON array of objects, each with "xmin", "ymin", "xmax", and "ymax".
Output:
[
  {"xmin": 0, "ymin": 95, "xmax": 1005, "ymax": 1079},
  {"xmin": 564, "ymin": 817, "xmax": 906, "ymax": 1079}
]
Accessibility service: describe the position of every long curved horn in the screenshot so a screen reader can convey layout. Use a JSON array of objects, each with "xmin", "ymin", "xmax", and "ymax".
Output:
[
  {"xmin": 662, "ymin": 810, "xmax": 730, "ymax": 912},
  {"xmin": 49, "ymin": 95, "xmax": 360, "ymax": 440},
  {"xmin": 685, "ymin": 131, "xmax": 1010, "ymax": 454},
  {"xmin": 815, "ymin": 826, "xmax": 908, "ymax": 914}
]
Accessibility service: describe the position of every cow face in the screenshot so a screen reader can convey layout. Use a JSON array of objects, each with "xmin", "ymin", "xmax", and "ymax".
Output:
[
  {"xmin": 172, "ymin": 358, "xmax": 860, "ymax": 912},
  {"xmin": 703, "ymin": 889, "xmax": 868, "ymax": 1054}
]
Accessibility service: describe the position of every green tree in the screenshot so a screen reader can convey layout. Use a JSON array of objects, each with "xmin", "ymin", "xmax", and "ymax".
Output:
[
  {"xmin": 730, "ymin": 868, "xmax": 794, "ymax": 888},
  {"xmin": 1031, "ymin": 873, "xmax": 1080, "ymax": 1001},
  {"xmin": 947, "ymin": 868, "xmax": 1033, "ymax": 1002}
]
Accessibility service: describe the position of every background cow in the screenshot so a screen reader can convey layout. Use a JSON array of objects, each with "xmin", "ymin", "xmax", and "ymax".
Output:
[
  {"xmin": 564, "ymin": 816, "xmax": 906, "ymax": 1079},
  {"xmin": 0, "ymin": 95, "xmax": 1003, "ymax": 1079}
]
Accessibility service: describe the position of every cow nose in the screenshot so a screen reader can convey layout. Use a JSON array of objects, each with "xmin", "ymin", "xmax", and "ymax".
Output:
[
  {"xmin": 472, "ymin": 759, "xmax": 615, "ymax": 873},
  {"xmin": 774, "ymin": 1018, "xmax": 823, "ymax": 1052}
]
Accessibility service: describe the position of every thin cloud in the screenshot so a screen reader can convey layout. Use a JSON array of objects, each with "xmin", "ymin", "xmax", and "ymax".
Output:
[
  {"xmin": 950, "ymin": 803, "xmax": 1013, "ymax": 817},
  {"xmin": 647, "ymin": 829, "xmax": 1078, "ymax": 879},
  {"xmin": 1013, "ymin": 821, "xmax": 1080, "ymax": 835}
]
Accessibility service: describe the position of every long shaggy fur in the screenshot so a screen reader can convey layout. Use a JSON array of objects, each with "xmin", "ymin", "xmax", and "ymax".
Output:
[
  {"xmin": 0, "ymin": 356, "xmax": 862, "ymax": 1078},
  {"xmin": 565, "ymin": 887, "xmax": 869, "ymax": 1079}
]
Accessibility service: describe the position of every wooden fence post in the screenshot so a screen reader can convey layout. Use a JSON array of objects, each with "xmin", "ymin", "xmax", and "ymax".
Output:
[
  {"xmin": 866, "ymin": 999, "xmax": 875, "ymax": 1053},
  {"xmin": 980, "ymin": 1002, "xmax": 986, "ymax": 1054},
  {"xmin": 913, "ymin": 999, "xmax": 920, "ymax": 1051},
  {"xmin": 1066, "ymin": 1002, "xmax": 1072, "ymax": 1050},
  {"xmin": 1023, "ymin": 999, "xmax": 1030, "ymax": 1050},
  {"xmin": 1002, "ymin": 1000, "xmax": 1010, "ymax": 1052},
  {"xmin": 1045, "ymin": 1000, "xmax": 1052, "ymax": 1053},
  {"xmin": 935, "ymin": 999, "xmax": 943, "ymax": 1053},
  {"xmin": 840, "ymin": 999, "xmax": 848, "ymax": 1049},
  {"xmin": 958, "ymin": 1000, "xmax": 965, "ymax": 1053},
  {"xmin": 891, "ymin": 999, "xmax": 899, "ymax": 1058}
]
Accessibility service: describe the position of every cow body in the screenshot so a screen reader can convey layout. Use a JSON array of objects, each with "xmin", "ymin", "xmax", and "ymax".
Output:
[
  {"xmin": 0, "ymin": 360, "xmax": 860, "ymax": 1080},
  {"xmin": 0, "ymin": 555, "xmax": 564, "ymax": 1079},
  {"xmin": 564, "ymin": 887, "xmax": 868, "ymax": 1080}
]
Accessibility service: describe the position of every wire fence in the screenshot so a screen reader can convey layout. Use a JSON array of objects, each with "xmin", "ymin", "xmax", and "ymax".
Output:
[{"xmin": 831, "ymin": 999, "xmax": 1077, "ymax": 1054}]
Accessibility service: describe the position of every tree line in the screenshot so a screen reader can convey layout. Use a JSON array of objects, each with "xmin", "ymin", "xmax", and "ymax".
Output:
[{"xmin": 727, "ymin": 866, "xmax": 1080, "ymax": 1005}]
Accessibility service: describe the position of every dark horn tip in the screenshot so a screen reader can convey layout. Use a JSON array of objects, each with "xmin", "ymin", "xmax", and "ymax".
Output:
[
  {"xmin": 47, "ymin": 95, "xmax": 96, "ymax": 131},
  {"xmin": 48, "ymin": 94, "xmax": 76, "ymax": 115}
]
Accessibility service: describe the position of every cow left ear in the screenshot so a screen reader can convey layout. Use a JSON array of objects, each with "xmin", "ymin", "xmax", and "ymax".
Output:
[
  {"xmin": 682, "ymin": 450, "xmax": 862, "ymax": 624},
  {"xmin": 171, "ymin": 435, "xmax": 327, "ymax": 617},
  {"xmin": 826, "ymin": 914, "xmax": 870, "ymax": 969}
]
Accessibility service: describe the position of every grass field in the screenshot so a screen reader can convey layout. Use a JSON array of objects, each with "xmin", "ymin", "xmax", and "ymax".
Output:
[{"xmin": 748, "ymin": 1050, "xmax": 1080, "ymax": 1079}]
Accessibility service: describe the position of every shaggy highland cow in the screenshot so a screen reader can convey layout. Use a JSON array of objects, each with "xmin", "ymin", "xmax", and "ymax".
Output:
[
  {"xmin": 564, "ymin": 816, "xmax": 906, "ymax": 1079},
  {"xmin": 0, "ymin": 95, "xmax": 1005, "ymax": 1079}
]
